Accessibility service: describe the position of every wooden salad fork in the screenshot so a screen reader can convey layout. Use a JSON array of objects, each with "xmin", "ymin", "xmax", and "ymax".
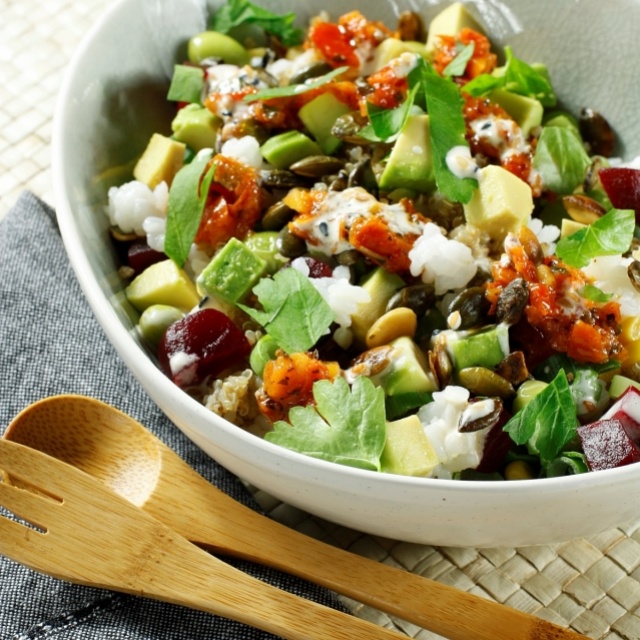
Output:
[
  {"xmin": 2, "ymin": 395, "xmax": 588, "ymax": 640},
  {"xmin": 0, "ymin": 438, "xmax": 417, "ymax": 640}
]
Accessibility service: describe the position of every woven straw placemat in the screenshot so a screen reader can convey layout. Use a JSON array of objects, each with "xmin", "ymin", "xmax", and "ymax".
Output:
[{"xmin": 3, "ymin": 1, "xmax": 640, "ymax": 638}]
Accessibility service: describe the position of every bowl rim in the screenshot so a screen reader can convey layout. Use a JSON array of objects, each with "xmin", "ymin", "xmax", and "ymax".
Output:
[{"xmin": 51, "ymin": 0, "xmax": 640, "ymax": 499}]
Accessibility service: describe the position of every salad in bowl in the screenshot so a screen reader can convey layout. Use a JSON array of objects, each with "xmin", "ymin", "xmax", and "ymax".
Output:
[{"xmin": 105, "ymin": 0, "xmax": 640, "ymax": 484}]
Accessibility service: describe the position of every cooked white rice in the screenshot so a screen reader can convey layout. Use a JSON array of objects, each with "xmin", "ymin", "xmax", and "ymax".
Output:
[
  {"xmin": 107, "ymin": 180, "xmax": 168, "ymax": 235},
  {"xmin": 583, "ymin": 254, "xmax": 640, "ymax": 317},
  {"xmin": 220, "ymin": 135, "xmax": 263, "ymax": 169}
]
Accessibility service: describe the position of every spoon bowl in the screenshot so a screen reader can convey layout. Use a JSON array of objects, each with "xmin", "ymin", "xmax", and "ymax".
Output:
[{"xmin": 3, "ymin": 394, "xmax": 586, "ymax": 640}]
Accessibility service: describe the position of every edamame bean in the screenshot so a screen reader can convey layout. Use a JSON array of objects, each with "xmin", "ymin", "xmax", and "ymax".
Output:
[
  {"xmin": 139, "ymin": 304, "xmax": 184, "ymax": 347},
  {"xmin": 512, "ymin": 379, "xmax": 548, "ymax": 413},
  {"xmin": 188, "ymin": 31, "xmax": 250, "ymax": 66}
]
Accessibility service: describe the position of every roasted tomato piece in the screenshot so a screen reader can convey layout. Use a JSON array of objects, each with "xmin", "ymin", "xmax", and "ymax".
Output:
[{"xmin": 432, "ymin": 28, "xmax": 497, "ymax": 82}]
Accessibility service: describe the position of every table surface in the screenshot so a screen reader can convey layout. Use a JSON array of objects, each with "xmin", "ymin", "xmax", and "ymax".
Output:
[{"xmin": 3, "ymin": 1, "xmax": 640, "ymax": 638}]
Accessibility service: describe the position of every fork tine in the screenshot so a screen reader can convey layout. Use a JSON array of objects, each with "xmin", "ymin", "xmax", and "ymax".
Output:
[{"xmin": 0, "ymin": 480, "xmax": 55, "ymax": 532}]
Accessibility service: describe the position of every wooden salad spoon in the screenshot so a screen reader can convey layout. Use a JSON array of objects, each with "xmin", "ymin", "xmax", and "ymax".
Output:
[{"xmin": 4, "ymin": 395, "xmax": 588, "ymax": 640}]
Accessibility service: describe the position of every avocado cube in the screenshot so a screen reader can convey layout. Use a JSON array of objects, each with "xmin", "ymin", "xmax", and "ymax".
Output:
[
  {"xmin": 560, "ymin": 218, "xmax": 586, "ymax": 239},
  {"xmin": 298, "ymin": 92, "xmax": 351, "ymax": 155},
  {"xmin": 449, "ymin": 324, "xmax": 509, "ymax": 372},
  {"xmin": 171, "ymin": 104, "xmax": 221, "ymax": 152},
  {"xmin": 425, "ymin": 3, "xmax": 484, "ymax": 57},
  {"xmin": 260, "ymin": 131, "xmax": 322, "ymax": 169},
  {"xmin": 126, "ymin": 259, "xmax": 200, "ymax": 313},
  {"xmin": 381, "ymin": 414, "xmax": 439, "ymax": 476},
  {"xmin": 384, "ymin": 337, "xmax": 438, "ymax": 396},
  {"xmin": 489, "ymin": 89, "xmax": 543, "ymax": 138},
  {"xmin": 370, "ymin": 38, "xmax": 427, "ymax": 72},
  {"xmin": 197, "ymin": 237, "xmax": 267, "ymax": 304},
  {"xmin": 463, "ymin": 165, "xmax": 534, "ymax": 243},
  {"xmin": 133, "ymin": 133, "xmax": 186, "ymax": 189},
  {"xmin": 379, "ymin": 114, "xmax": 435, "ymax": 193}
]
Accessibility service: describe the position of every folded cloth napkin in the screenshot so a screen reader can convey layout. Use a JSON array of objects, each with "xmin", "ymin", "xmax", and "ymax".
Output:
[{"xmin": 0, "ymin": 192, "xmax": 347, "ymax": 639}]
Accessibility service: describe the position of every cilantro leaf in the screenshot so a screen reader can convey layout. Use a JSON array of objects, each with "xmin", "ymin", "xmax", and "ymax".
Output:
[
  {"xmin": 555, "ymin": 208, "xmax": 635, "ymax": 267},
  {"xmin": 266, "ymin": 376, "xmax": 387, "ymax": 470},
  {"xmin": 503, "ymin": 370, "xmax": 577, "ymax": 463},
  {"xmin": 164, "ymin": 150, "xmax": 215, "ymax": 267},
  {"xmin": 167, "ymin": 64, "xmax": 204, "ymax": 104},
  {"xmin": 240, "ymin": 267, "xmax": 334, "ymax": 353},
  {"xmin": 443, "ymin": 42, "xmax": 475, "ymax": 77},
  {"xmin": 416, "ymin": 59, "xmax": 477, "ymax": 204},
  {"xmin": 533, "ymin": 125, "xmax": 591, "ymax": 195},
  {"xmin": 243, "ymin": 66, "xmax": 349, "ymax": 103},
  {"xmin": 210, "ymin": 0, "xmax": 304, "ymax": 47}
]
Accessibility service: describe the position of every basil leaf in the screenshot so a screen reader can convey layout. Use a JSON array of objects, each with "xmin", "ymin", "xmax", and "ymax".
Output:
[
  {"xmin": 243, "ymin": 66, "xmax": 349, "ymax": 103},
  {"xmin": 266, "ymin": 376, "xmax": 387, "ymax": 471},
  {"xmin": 579, "ymin": 284, "xmax": 613, "ymax": 303},
  {"xmin": 417, "ymin": 59, "xmax": 477, "ymax": 203},
  {"xmin": 167, "ymin": 65, "xmax": 204, "ymax": 104},
  {"xmin": 533, "ymin": 126, "xmax": 591, "ymax": 195},
  {"xmin": 503, "ymin": 370, "xmax": 577, "ymax": 463},
  {"xmin": 555, "ymin": 208, "xmax": 635, "ymax": 267},
  {"xmin": 164, "ymin": 151, "xmax": 215, "ymax": 267},
  {"xmin": 443, "ymin": 42, "xmax": 475, "ymax": 77},
  {"xmin": 211, "ymin": 0, "xmax": 304, "ymax": 47},
  {"xmin": 240, "ymin": 267, "xmax": 334, "ymax": 354}
]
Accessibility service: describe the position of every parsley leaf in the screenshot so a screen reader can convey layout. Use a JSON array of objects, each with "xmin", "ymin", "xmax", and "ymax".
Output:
[
  {"xmin": 266, "ymin": 376, "xmax": 387, "ymax": 470},
  {"xmin": 167, "ymin": 64, "xmax": 204, "ymax": 104},
  {"xmin": 210, "ymin": 0, "xmax": 304, "ymax": 47},
  {"xmin": 415, "ymin": 59, "xmax": 477, "ymax": 204},
  {"xmin": 243, "ymin": 66, "xmax": 349, "ymax": 103},
  {"xmin": 240, "ymin": 267, "xmax": 334, "ymax": 353},
  {"xmin": 443, "ymin": 42, "xmax": 475, "ymax": 77},
  {"xmin": 555, "ymin": 208, "xmax": 635, "ymax": 267},
  {"xmin": 503, "ymin": 370, "xmax": 577, "ymax": 464},
  {"xmin": 533, "ymin": 125, "xmax": 591, "ymax": 195},
  {"xmin": 164, "ymin": 150, "xmax": 215, "ymax": 267}
]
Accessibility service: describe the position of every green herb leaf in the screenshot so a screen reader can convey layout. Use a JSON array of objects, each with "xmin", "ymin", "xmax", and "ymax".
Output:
[
  {"xmin": 443, "ymin": 42, "xmax": 475, "ymax": 77},
  {"xmin": 579, "ymin": 284, "xmax": 613, "ymax": 303},
  {"xmin": 533, "ymin": 126, "xmax": 591, "ymax": 195},
  {"xmin": 503, "ymin": 370, "xmax": 577, "ymax": 463},
  {"xmin": 533, "ymin": 353, "xmax": 620, "ymax": 383},
  {"xmin": 544, "ymin": 451, "xmax": 588, "ymax": 476},
  {"xmin": 416, "ymin": 59, "xmax": 477, "ymax": 203},
  {"xmin": 167, "ymin": 64, "xmax": 204, "ymax": 104},
  {"xmin": 463, "ymin": 46, "xmax": 556, "ymax": 107},
  {"xmin": 359, "ymin": 83, "xmax": 420, "ymax": 142},
  {"xmin": 210, "ymin": 0, "xmax": 304, "ymax": 47},
  {"xmin": 240, "ymin": 267, "xmax": 334, "ymax": 353},
  {"xmin": 164, "ymin": 150, "xmax": 215, "ymax": 267},
  {"xmin": 555, "ymin": 208, "xmax": 635, "ymax": 267},
  {"xmin": 266, "ymin": 376, "xmax": 387, "ymax": 470},
  {"xmin": 243, "ymin": 66, "xmax": 349, "ymax": 103}
]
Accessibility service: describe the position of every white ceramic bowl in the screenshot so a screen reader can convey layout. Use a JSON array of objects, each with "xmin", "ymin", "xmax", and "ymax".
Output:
[{"xmin": 54, "ymin": 0, "xmax": 640, "ymax": 547}]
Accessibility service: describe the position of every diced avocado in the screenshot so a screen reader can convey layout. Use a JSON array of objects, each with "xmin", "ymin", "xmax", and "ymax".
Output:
[
  {"xmin": 126, "ymin": 259, "xmax": 200, "ymax": 313},
  {"xmin": 425, "ymin": 3, "xmax": 484, "ymax": 57},
  {"xmin": 197, "ymin": 237, "xmax": 268, "ymax": 304},
  {"xmin": 384, "ymin": 337, "xmax": 438, "ymax": 396},
  {"xmin": 371, "ymin": 38, "xmax": 427, "ymax": 71},
  {"xmin": 249, "ymin": 334, "xmax": 279, "ymax": 377},
  {"xmin": 543, "ymin": 110, "xmax": 581, "ymax": 135},
  {"xmin": 610, "ymin": 374, "xmax": 640, "ymax": 399},
  {"xmin": 463, "ymin": 164, "xmax": 534, "ymax": 243},
  {"xmin": 188, "ymin": 31, "xmax": 250, "ymax": 66},
  {"xmin": 260, "ymin": 131, "xmax": 322, "ymax": 169},
  {"xmin": 489, "ymin": 89, "xmax": 543, "ymax": 138},
  {"xmin": 133, "ymin": 133, "xmax": 186, "ymax": 189},
  {"xmin": 138, "ymin": 304, "xmax": 184, "ymax": 347},
  {"xmin": 385, "ymin": 391, "xmax": 434, "ymax": 420},
  {"xmin": 171, "ymin": 104, "xmax": 220, "ymax": 152},
  {"xmin": 350, "ymin": 267, "xmax": 405, "ymax": 346},
  {"xmin": 560, "ymin": 218, "xmax": 585, "ymax": 238},
  {"xmin": 381, "ymin": 414, "xmax": 439, "ymax": 476},
  {"xmin": 243, "ymin": 231, "xmax": 288, "ymax": 274},
  {"xmin": 448, "ymin": 324, "xmax": 509, "ymax": 372},
  {"xmin": 298, "ymin": 93, "xmax": 351, "ymax": 155},
  {"xmin": 379, "ymin": 114, "xmax": 435, "ymax": 193}
]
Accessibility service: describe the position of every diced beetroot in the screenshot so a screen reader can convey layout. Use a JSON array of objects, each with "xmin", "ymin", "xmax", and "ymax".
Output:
[
  {"xmin": 599, "ymin": 167, "xmax": 640, "ymax": 220},
  {"xmin": 476, "ymin": 404, "xmax": 512, "ymax": 474},
  {"xmin": 128, "ymin": 241, "xmax": 166, "ymax": 275},
  {"xmin": 158, "ymin": 308, "xmax": 251, "ymax": 388},
  {"xmin": 602, "ymin": 385, "xmax": 640, "ymax": 445},
  {"xmin": 577, "ymin": 418, "xmax": 640, "ymax": 471}
]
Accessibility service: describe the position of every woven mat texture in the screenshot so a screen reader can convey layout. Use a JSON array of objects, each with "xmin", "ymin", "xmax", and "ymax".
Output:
[{"xmin": 3, "ymin": 1, "xmax": 640, "ymax": 638}]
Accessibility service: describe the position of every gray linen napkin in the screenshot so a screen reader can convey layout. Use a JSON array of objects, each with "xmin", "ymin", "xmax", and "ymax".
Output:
[{"xmin": 0, "ymin": 192, "xmax": 347, "ymax": 639}]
